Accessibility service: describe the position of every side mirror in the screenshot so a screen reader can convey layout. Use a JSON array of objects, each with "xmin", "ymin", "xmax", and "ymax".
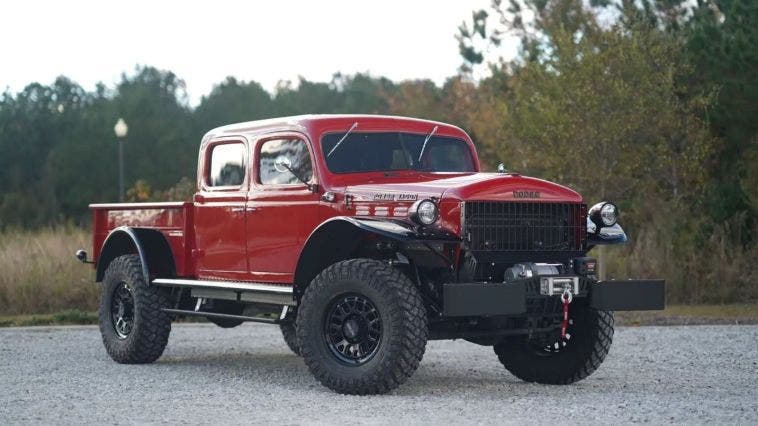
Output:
[{"xmin": 274, "ymin": 157, "xmax": 292, "ymax": 173}]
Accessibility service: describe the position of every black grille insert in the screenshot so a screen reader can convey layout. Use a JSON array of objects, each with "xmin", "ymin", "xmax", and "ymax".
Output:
[{"xmin": 464, "ymin": 201, "xmax": 586, "ymax": 251}]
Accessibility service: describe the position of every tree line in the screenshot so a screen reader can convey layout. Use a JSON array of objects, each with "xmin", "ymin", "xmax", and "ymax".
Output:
[{"xmin": 0, "ymin": 0, "xmax": 754, "ymax": 302}]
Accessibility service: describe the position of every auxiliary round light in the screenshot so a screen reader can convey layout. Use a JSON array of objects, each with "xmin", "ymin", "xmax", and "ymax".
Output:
[
  {"xmin": 410, "ymin": 199, "xmax": 439, "ymax": 226},
  {"xmin": 600, "ymin": 203, "xmax": 618, "ymax": 226}
]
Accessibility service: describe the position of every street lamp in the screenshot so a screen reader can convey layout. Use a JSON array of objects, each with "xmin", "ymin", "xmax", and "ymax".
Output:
[{"xmin": 114, "ymin": 118, "xmax": 128, "ymax": 202}]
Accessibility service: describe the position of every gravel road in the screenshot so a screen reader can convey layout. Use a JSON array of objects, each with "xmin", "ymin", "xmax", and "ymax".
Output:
[{"xmin": 1, "ymin": 323, "xmax": 756, "ymax": 424}]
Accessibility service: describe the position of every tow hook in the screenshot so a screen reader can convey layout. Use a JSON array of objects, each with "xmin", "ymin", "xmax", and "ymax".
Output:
[{"xmin": 560, "ymin": 286, "xmax": 573, "ymax": 340}]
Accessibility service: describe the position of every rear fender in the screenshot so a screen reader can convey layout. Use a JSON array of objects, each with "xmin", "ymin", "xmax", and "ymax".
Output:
[{"xmin": 95, "ymin": 227, "xmax": 176, "ymax": 283}]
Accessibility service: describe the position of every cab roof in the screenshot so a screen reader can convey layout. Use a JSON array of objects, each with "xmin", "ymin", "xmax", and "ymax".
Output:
[{"xmin": 202, "ymin": 114, "xmax": 470, "ymax": 144}]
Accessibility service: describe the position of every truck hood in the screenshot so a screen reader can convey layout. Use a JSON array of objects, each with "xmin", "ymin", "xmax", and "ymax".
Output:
[{"xmin": 345, "ymin": 172, "xmax": 582, "ymax": 203}]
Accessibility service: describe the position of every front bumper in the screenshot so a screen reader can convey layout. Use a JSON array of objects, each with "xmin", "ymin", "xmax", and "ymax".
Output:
[{"xmin": 442, "ymin": 278, "xmax": 665, "ymax": 317}]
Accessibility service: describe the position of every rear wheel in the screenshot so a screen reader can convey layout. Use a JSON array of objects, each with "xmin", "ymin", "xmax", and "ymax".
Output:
[
  {"xmin": 297, "ymin": 259, "xmax": 428, "ymax": 395},
  {"xmin": 493, "ymin": 302, "xmax": 614, "ymax": 384},
  {"xmin": 99, "ymin": 254, "xmax": 171, "ymax": 364}
]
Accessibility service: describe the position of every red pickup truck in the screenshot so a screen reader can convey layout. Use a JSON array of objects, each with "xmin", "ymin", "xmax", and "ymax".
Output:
[{"xmin": 77, "ymin": 114, "xmax": 664, "ymax": 395}]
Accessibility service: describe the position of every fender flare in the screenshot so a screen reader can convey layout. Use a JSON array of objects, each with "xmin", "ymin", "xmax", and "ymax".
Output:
[
  {"xmin": 95, "ymin": 226, "xmax": 176, "ymax": 283},
  {"xmin": 293, "ymin": 216, "xmax": 458, "ymax": 296},
  {"xmin": 587, "ymin": 220, "xmax": 628, "ymax": 246}
]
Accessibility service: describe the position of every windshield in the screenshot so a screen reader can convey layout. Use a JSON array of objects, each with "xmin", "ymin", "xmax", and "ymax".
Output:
[{"xmin": 321, "ymin": 132, "xmax": 476, "ymax": 173}]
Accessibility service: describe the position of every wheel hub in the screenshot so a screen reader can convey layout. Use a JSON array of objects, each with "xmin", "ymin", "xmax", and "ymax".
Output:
[
  {"xmin": 324, "ymin": 294, "xmax": 382, "ymax": 365},
  {"xmin": 111, "ymin": 282, "xmax": 135, "ymax": 339},
  {"xmin": 343, "ymin": 318, "xmax": 361, "ymax": 340}
]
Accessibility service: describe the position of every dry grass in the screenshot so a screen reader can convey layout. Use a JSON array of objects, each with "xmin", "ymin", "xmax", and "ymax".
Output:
[
  {"xmin": 0, "ymin": 226, "xmax": 754, "ymax": 319},
  {"xmin": 602, "ymin": 212, "xmax": 757, "ymax": 304},
  {"xmin": 0, "ymin": 227, "xmax": 98, "ymax": 315},
  {"xmin": 616, "ymin": 303, "xmax": 758, "ymax": 326}
]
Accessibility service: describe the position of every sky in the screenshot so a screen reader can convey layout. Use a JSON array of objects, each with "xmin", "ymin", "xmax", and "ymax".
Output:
[{"xmin": 1, "ymin": 0, "xmax": 516, "ymax": 106}]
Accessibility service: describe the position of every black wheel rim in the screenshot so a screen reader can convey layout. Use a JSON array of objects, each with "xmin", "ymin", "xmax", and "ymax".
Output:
[
  {"xmin": 111, "ymin": 282, "xmax": 135, "ymax": 339},
  {"xmin": 532, "ymin": 318, "xmax": 574, "ymax": 356},
  {"xmin": 324, "ymin": 293, "xmax": 382, "ymax": 365}
]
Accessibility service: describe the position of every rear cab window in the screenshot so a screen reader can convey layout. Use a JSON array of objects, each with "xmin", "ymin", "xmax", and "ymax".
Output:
[{"xmin": 207, "ymin": 142, "xmax": 246, "ymax": 188}]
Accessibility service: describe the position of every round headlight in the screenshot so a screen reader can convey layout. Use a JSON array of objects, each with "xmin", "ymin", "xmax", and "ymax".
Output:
[
  {"xmin": 600, "ymin": 203, "xmax": 618, "ymax": 226},
  {"xmin": 410, "ymin": 199, "xmax": 439, "ymax": 225}
]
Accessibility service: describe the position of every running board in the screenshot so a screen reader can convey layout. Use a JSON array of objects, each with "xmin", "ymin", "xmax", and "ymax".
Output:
[
  {"xmin": 162, "ymin": 308, "xmax": 281, "ymax": 324},
  {"xmin": 152, "ymin": 278, "xmax": 295, "ymax": 306}
]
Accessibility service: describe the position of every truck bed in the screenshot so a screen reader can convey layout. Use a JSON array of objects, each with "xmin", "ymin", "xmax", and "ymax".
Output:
[{"xmin": 90, "ymin": 202, "xmax": 194, "ymax": 277}]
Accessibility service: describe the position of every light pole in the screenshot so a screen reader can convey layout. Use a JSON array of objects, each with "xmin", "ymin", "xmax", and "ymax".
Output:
[{"xmin": 114, "ymin": 118, "xmax": 128, "ymax": 202}]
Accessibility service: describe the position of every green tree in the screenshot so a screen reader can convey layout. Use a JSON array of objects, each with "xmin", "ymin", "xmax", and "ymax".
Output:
[
  {"xmin": 113, "ymin": 66, "xmax": 194, "ymax": 191},
  {"xmin": 194, "ymin": 77, "xmax": 276, "ymax": 138}
]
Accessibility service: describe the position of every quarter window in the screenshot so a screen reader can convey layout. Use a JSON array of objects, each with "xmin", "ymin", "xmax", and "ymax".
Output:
[
  {"xmin": 259, "ymin": 138, "xmax": 313, "ymax": 185},
  {"xmin": 208, "ymin": 143, "xmax": 246, "ymax": 187}
]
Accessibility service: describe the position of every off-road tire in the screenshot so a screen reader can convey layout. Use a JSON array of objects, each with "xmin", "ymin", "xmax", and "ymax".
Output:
[
  {"xmin": 296, "ymin": 259, "xmax": 428, "ymax": 395},
  {"xmin": 280, "ymin": 323, "xmax": 301, "ymax": 356},
  {"xmin": 99, "ymin": 254, "xmax": 171, "ymax": 364},
  {"xmin": 493, "ymin": 302, "xmax": 613, "ymax": 385}
]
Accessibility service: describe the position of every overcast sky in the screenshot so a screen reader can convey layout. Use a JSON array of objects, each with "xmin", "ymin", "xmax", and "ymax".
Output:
[{"xmin": 1, "ymin": 0, "xmax": 516, "ymax": 106}]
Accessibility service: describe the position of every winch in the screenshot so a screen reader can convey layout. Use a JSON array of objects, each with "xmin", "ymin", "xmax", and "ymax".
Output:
[
  {"xmin": 503, "ymin": 262, "xmax": 562, "ymax": 281},
  {"xmin": 504, "ymin": 262, "xmax": 579, "ymax": 297}
]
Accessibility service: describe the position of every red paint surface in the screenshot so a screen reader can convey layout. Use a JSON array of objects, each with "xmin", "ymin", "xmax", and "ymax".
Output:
[{"xmin": 90, "ymin": 115, "xmax": 583, "ymax": 283}]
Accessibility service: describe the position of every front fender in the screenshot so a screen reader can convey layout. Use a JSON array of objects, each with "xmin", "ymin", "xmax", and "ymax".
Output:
[
  {"xmin": 337, "ymin": 216, "xmax": 459, "ymax": 241},
  {"xmin": 587, "ymin": 218, "xmax": 628, "ymax": 245},
  {"xmin": 293, "ymin": 217, "xmax": 459, "ymax": 296}
]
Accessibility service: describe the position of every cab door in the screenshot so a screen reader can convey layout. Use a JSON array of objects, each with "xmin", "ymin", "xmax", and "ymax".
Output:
[
  {"xmin": 246, "ymin": 133, "xmax": 322, "ymax": 283},
  {"xmin": 194, "ymin": 138, "xmax": 250, "ymax": 280}
]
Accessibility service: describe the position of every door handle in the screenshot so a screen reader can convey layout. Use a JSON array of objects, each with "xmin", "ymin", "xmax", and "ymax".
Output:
[{"xmin": 231, "ymin": 207, "xmax": 245, "ymax": 213}]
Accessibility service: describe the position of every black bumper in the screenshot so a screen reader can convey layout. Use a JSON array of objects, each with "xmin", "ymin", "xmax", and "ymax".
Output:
[
  {"xmin": 590, "ymin": 279, "xmax": 665, "ymax": 311},
  {"xmin": 442, "ymin": 278, "xmax": 665, "ymax": 317}
]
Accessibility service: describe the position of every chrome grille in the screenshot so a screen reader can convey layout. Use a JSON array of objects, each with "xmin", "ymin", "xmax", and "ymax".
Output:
[{"xmin": 464, "ymin": 201, "xmax": 586, "ymax": 251}]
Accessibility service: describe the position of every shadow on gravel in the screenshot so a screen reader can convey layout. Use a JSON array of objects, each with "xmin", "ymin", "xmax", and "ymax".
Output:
[
  {"xmin": 151, "ymin": 350, "xmax": 527, "ymax": 396},
  {"xmin": 155, "ymin": 352, "xmax": 310, "ymax": 381}
]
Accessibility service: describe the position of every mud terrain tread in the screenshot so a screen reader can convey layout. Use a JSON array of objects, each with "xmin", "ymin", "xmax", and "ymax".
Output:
[
  {"xmin": 493, "ymin": 306, "xmax": 614, "ymax": 385},
  {"xmin": 280, "ymin": 323, "xmax": 301, "ymax": 356},
  {"xmin": 99, "ymin": 254, "xmax": 171, "ymax": 364},
  {"xmin": 297, "ymin": 259, "xmax": 428, "ymax": 395}
]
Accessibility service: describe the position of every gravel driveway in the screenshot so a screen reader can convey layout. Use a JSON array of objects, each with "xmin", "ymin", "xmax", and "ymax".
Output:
[{"xmin": 1, "ymin": 323, "xmax": 756, "ymax": 424}]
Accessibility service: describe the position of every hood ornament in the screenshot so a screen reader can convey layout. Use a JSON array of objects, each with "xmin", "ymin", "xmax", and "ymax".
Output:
[{"xmin": 497, "ymin": 163, "xmax": 507, "ymax": 173}]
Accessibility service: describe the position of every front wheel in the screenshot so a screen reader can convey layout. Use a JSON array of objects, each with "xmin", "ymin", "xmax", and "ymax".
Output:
[
  {"xmin": 280, "ymin": 322, "xmax": 301, "ymax": 356},
  {"xmin": 493, "ymin": 302, "xmax": 614, "ymax": 385},
  {"xmin": 296, "ymin": 259, "xmax": 428, "ymax": 395},
  {"xmin": 99, "ymin": 254, "xmax": 171, "ymax": 364}
]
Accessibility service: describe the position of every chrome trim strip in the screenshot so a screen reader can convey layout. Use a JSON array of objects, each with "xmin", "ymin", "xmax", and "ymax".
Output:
[
  {"xmin": 152, "ymin": 278, "xmax": 293, "ymax": 294},
  {"xmin": 460, "ymin": 201, "xmax": 467, "ymax": 242}
]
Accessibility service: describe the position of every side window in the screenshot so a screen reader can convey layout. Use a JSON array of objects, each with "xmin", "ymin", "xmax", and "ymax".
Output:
[
  {"xmin": 259, "ymin": 138, "xmax": 313, "ymax": 185},
  {"xmin": 208, "ymin": 142, "xmax": 246, "ymax": 187}
]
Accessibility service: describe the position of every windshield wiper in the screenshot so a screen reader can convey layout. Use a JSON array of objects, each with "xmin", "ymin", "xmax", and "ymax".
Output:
[
  {"xmin": 327, "ymin": 122, "xmax": 358, "ymax": 157},
  {"xmin": 417, "ymin": 125, "xmax": 438, "ymax": 162}
]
